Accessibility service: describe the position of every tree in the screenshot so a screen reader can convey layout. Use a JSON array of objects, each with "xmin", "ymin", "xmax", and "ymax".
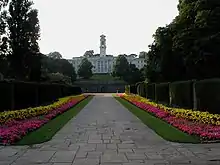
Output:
[
  {"xmin": 47, "ymin": 72, "xmax": 72, "ymax": 84},
  {"xmin": 144, "ymin": 43, "xmax": 162, "ymax": 83},
  {"xmin": 41, "ymin": 54, "xmax": 77, "ymax": 83},
  {"xmin": 59, "ymin": 59, "xmax": 77, "ymax": 82},
  {"xmin": 175, "ymin": 0, "xmax": 220, "ymax": 79},
  {"xmin": 0, "ymin": 0, "xmax": 9, "ymax": 76},
  {"xmin": 145, "ymin": 0, "xmax": 220, "ymax": 83},
  {"xmin": 123, "ymin": 64, "xmax": 144, "ymax": 84},
  {"xmin": 83, "ymin": 50, "xmax": 94, "ymax": 57},
  {"xmin": 139, "ymin": 51, "xmax": 147, "ymax": 58},
  {"xmin": 113, "ymin": 55, "xmax": 129, "ymax": 79},
  {"xmin": 7, "ymin": 0, "xmax": 41, "ymax": 80},
  {"xmin": 112, "ymin": 55, "xmax": 143, "ymax": 84},
  {"xmin": 48, "ymin": 51, "xmax": 62, "ymax": 59},
  {"xmin": 77, "ymin": 58, "xmax": 93, "ymax": 79}
]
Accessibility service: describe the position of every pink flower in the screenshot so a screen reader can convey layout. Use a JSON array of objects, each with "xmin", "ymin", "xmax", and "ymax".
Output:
[
  {"xmin": 120, "ymin": 94, "xmax": 220, "ymax": 141},
  {"xmin": 0, "ymin": 95, "xmax": 88, "ymax": 145}
]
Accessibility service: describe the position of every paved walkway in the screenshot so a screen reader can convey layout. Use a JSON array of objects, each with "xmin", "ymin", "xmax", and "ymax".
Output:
[{"xmin": 1, "ymin": 94, "xmax": 220, "ymax": 165}]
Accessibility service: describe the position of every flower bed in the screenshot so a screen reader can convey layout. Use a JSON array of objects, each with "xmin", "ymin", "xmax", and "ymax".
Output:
[
  {"xmin": 0, "ymin": 94, "xmax": 87, "ymax": 145},
  {"xmin": 118, "ymin": 93, "xmax": 220, "ymax": 141}
]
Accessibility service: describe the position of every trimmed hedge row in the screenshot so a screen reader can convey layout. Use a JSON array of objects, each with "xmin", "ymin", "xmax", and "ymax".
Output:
[
  {"xmin": 195, "ymin": 79, "xmax": 220, "ymax": 114},
  {"xmin": 127, "ymin": 78, "xmax": 220, "ymax": 114},
  {"xmin": 155, "ymin": 83, "xmax": 169, "ymax": 105},
  {"xmin": 0, "ymin": 80, "xmax": 82, "ymax": 112},
  {"xmin": 170, "ymin": 80, "xmax": 194, "ymax": 109}
]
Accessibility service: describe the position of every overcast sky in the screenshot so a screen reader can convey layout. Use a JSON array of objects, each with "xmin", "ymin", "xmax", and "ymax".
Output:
[{"xmin": 33, "ymin": 0, "xmax": 179, "ymax": 59}]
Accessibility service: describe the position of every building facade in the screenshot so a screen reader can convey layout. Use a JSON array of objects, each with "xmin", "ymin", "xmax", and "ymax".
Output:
[{"xmin": 68, "ymin": 35, "xmax": 146, "ymax": 74}]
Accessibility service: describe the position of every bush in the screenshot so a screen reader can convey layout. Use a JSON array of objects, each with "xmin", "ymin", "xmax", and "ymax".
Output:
[
  {"xmin": 0, "ymin": 81, "xmax": 13, "ymax": 111},
  {"xmin": 125, "ymin": 85, "xmax": 130, "ymax": 94},
  {"xmin": 47, "ymin": 72, "xmax": 72, "ymax": 85},
  {"xmin": 38, "ymin": 83, "xmax": 62, "ymax": 105},
  {"xmin": 137, "ymin": 82, "xmax": 146, "ymax": 97},
  {"xmin": 0, "ymin": 73, "xmax": 3, "ymax": 80},
  {"xmin": 130, "ymin": 84, "xmax": 137, "ymax": 94},
  {"xmin": 169, "ymin": 80, "xmax": 194, "ymax": 109},
  {"xmin": 155, "ymin": 82, "xmax": 170, "ymax": 104},
  {"xmin": 195, "ymin": 78, "xmax": 220, "ymax": 114},
  {"xmin": 0, "ymin": 80, "xmax": 82, "ymax": 111},
  {"xmin": 146, "ymin": 83, "xmax": 155, "ymax": 100},
  {"xmin": 14, "ymin": 81, "xmax": 38, "ymax": 109}
]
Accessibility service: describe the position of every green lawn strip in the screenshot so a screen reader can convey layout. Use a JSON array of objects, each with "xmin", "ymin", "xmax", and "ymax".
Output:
[
  {"xmin": 91, "ymin": 74, "xmax": 114, "ymax": 80},
  {"xmin": 15, "ymin": 96, "xmax": 93, "ymax": 145},
  {"xmin": 114, "ymin": 96, "xmax": 200, "ymax": 143}
]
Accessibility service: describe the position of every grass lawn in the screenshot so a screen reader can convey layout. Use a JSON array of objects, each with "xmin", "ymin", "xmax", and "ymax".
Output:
[
  {"xmin": 91, "ymin": 74, "xmax": 119, "ymax": 80},
  {"xmin": 114, "ymin": 96, "xmax": 201, "ymax": 143},
  {"xmin": 15, "ymin": 96, "xmax": 93, "ymax": 145}
]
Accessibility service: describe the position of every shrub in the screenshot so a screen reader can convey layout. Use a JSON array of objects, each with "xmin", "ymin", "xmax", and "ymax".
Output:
[
  {"xmin": 130, "ymin": 84, "xmax": 137, "ymax": 94},
  {"xmin": 125, "ymin": 85, "xmax": 130, "ymax": 94},
  {"xmin": 0, "ymin": 81, "xmax": 13, "ymax": 111},
  {"xmin": 14, "ymin": 81, "xmax": 38, "ymax": 110},
  {"xmin": 146, "ymin": 83, "xmax": 156, "ymax": 100},
  {"xmin": 155, "ymin": 82, "xmax": 170, "ymax": 105},
  {"xmin": 195, "ymin": 78, "xmax": 220, "ymax": 114},
  {"xmin": 169, "ymin": 80, "xmax": 194, "ymax": 109},
  {"xmin": 0, "ymin": 80, "xmax": 82, "ymax": 111},
  {"xmin": 137, "ymin": 82, "xmax": 146, "ymax": 97}
]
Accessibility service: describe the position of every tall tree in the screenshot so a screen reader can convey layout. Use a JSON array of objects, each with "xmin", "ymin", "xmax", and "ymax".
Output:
[
  {"xmin": 123, "ymin": 64, "xmax": 144, "ymax": 84},
  {"xmin": 41, "ymin": 55, "xmax": 77, "ymax": 83},
  {"xmin": 113, "ymin": 55, "xmax": 130, "ymax": 79},
  {"xmin": 7, "ymin": 0, "xmax": 41, "ymax": 80},
  {"xmin": 145, "ymin": 43, "xmax": 162, "ymax": 83},
  {"xmin": 139, "ymin": 51, "xmax": 147, "ymax": 58},
  {"xmin": 77, "ymin": 58, "xmax": 93, "ymax": 79},
  {"xmin": 0, "ymin": 0, "xmax": 9, "ymax": 76},
  {"xmin": 145, "ymin": 0, "xmax": 220, "ymax": 83},
  {"xmin": 174, "ymin": 0, "xmax": 220, "ymax": 79},
  {"xmin": 48, "ymin": 51, "xmax": 62, "ymax": 59},
  {"xmin": 83, "ymin": 50, "xmax": 94, "ymax": 57}
]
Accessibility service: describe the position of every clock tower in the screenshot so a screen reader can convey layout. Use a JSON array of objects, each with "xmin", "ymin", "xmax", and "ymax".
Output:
[{"xmin": 100, "ymin": 34, "xmax": 106, "ymax": 57}]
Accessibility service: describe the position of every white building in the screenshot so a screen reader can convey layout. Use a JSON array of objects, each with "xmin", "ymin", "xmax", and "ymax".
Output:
[{"xmin": 68, "ymin": 35, "xmax": 146, "ymax": 74}]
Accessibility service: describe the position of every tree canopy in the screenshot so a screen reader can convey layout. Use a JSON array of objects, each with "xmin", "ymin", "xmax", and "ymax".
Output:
[
  {"xmin": 123, "ymin": 64, "xmax": 145, "ymax": 84},
  {"xmin": 113, "ymin": 55, "xmax": 144, "ymax": 84},
  {"xmin": 113, "ymin": 55, "xmax": 130, "ymax": 78},
  {"xmin": 83, "ymin": 50, "xmax": 94, "ymax": 57},
  {"xmin": 48, "ymin": 51, "xmax": 62, "ymax": 59},
  {"xmin": 6, "ymin": 0, "xmax": 41, "ymax": 81},
  {"xmin": 41, "ymin": 54, "xmax": 77, "ymax": 83},
  {"xmin": 77, "ymin": 58, "xmax": 93, "ymax": 79},
  {"xmin": 145, "ymin": 0, "xmax": 220, "ymax": 83},
  {"xmin": 0, "ymin": 0, "xmax": 9, "ymax": 76}
]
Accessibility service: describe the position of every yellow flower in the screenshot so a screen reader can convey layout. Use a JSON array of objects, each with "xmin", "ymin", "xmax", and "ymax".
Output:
[
  {"xmin": 122, "ymin": 93, "xmax": 220, "ymax": 125},
  {"xmin": 0, "ymin": 95, "xmax": 85, "ymax": 124}
]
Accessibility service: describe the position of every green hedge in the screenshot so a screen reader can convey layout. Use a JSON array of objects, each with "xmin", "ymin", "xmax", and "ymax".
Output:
[
  {"xmin": 0, "ymin": 81, "xmax": 13, "ymax": 110},
  {"xmin": 137, "ymin": 82, "xmax": 146, "ymax": 97},
  {"xmin": 0, "ymin": 80, "xmax": 82, "ymax": 112},
  {"xmin": 125, "ymin": 85, "xmax": 130, "ymax": 94},
  {"xmin": 146, "ymin": 83, "xmax": 155, "ymax": 100},
  {"xmin": 195, "ymin": 78, "xmax": 220, "ymax": 114},
  {"xmin": 155, "ymin": 82, "xmax": 170, "ymax": 104},
  {"xmin": 14, "ymin": 81, "xmax": 39, "ymax": 110},
  {"xmin": 169, "ymin": 80, "xmax": 194, "ymax": 109},
  {"xmin": 130, "ymin": 85, "xmax": 137, "ymax": 94},
  {"xmin": 135, "ymin": 78, "xmax": 220, "ymax": 114}
]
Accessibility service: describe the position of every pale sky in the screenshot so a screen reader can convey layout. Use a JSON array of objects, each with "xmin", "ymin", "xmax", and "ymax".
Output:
[{"xmin": 33, "ymin": 0, "xmax": 179, "ymax": 59}]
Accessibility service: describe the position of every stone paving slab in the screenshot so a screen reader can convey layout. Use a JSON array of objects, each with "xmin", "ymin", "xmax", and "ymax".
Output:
[{"xmin": 1, "ymin": 94, "xmax": 220, "ymax": 165}]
